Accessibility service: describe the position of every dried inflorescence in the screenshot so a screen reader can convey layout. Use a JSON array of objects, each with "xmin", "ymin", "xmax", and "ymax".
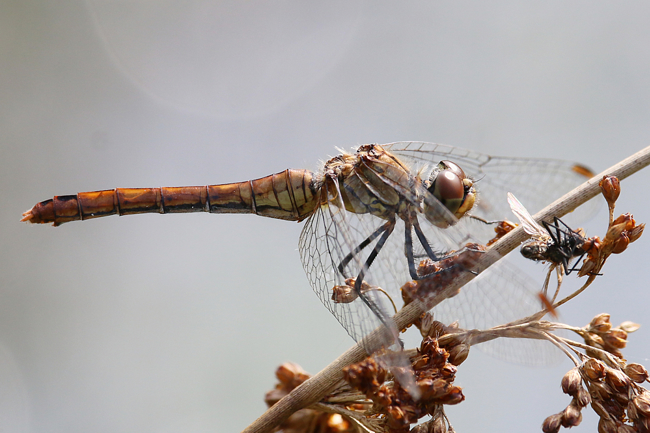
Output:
[
  {"xmin": 542, "ymin": 313, "xmax": 650, "ymax": 433},
  {"xmin": 265, "ymin": 363, "xmax": 356, "ymax": 433},
  {"xmin": 342, "ymin": 337, "xmax": 464, "ymax": 433},
  {"xmin": 577, "ymin": 176, "xmax": 645, "ymax": 278},
  {"xmin": 581, "ymin": 313, "xmax": 641, "ymax": 360}
]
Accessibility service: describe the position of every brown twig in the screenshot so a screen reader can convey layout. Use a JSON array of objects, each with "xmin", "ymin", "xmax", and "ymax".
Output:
[{"xmin": 242, "ymin": 145, "xmax": 650, "ymax": 433}]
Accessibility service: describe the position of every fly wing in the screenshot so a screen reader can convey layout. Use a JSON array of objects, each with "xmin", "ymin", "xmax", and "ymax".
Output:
[
  {"xmin": 383, "ymin": 141, "xmax": 599, "ymax": 242},
  {"xmin": 507, "ymin": 192, "xmax": 548, "ymax": 238}
]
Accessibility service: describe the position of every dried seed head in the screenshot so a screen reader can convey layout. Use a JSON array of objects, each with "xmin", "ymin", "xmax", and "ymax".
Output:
[
  {"xmin": 323, "ymin": 413, "xmax": 350, "ymax": 431},
  {"xmin": 418, "ymin": 378, "xmax": 450, "ymax": 400},
  {"xmin": 604, "ymin": 329, "xmax": 628, "ymax": 350},
  {"xmin": 562, "ymin": 368, "xmax": 583, "ymax": 396},
  {"xmin": 628, "ymin": 223, "xmax": 645, "ymax": 243},
  {"xmin": 611, "ymin": 232, "xmax": 630, "ymax": 254},
  {"xmin": 411, "ymin": 417, "xmax": 446, "ymax": 433},
  {"xmin": 447, "ymin": 343, "xmax": 470, "ymax": 366},
  {"xmin": 597, "ymin": 418, "xmax": 618, "ymax": 433},
  {"xmin": 619, "ymin": 321, "xmax": 641, "ymax": 333},
  {"xmin": 618, "ymin": 423, "xmax": 638, "ymax": 433},
  {"xmin": 439, "ymin": 385, "xmax": 464, "ymax": 405},
  {"xmin": 542, "ymin": 413, "xmax": 562, "ymax": 433},
  {"xmin": 426, "ymin": 320, "xmax": 448, "ymax": 339},
  {"xmin": 430, "ymin": 415, "xmax": 447, "ymax": 433},
  {"xmin": 633, "ymin": 392, "xmax": 650, "ymax": 416},
  {"xmin": 386, "ymin": 405, "xmax": 409, "ymax": 430},
  {"xmin": 561, "ymin": 402, "xmax": 582, "ymax": 427},
  {"xmin": 575, "ymin": 387, "xmax": 592, "ymax": 407},
  {"xmin": 331, "ymin": 284, "xmax": 358, "ymax": 303},
  {"xmin": 343, "ymin": 357, "xmax": 386, "ymax": 394},
  {"xmin": 276, "ymin": 362, "xmax": 310, "ymax": 388},
  {"xmin": 591, "ymin": 399, "xmax": 610, "ymax": 418},
  {"xmin": 637, "ymin": 416, "xmax": 650, "ymax": 433},
  {"xmin": 264, "ymin": 388, "xmax": 287, "ymax": 406},
  {"xmin": 612, "ymin": 213, "xmax": 636, "ymax": 229},
  {"xmin": 419, "ymin": 312, "xmax": 435, "ymax": 337},
  {"xmin": 604, "ymin": 368, "xmax": 631, "ymax": 392},
  {"xmin": 590, "ymin": 313, "xmax": 613, "ymax": 333},
  {"xmin": 583, "ymin": 359, "xmax": 607, "ymax": 381},
  {"xmin": 624, "ymin": 363, "xmax": 649, "ymax": 383},
  {"xmin": 599, "ymin": 175, "xmax": 621, "ymax": 207}
]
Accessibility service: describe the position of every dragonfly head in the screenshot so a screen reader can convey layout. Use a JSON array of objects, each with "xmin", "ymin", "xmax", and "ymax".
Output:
[{"xmin": 425, "ymin": 160, "xmax": 476, "ymax": 226}]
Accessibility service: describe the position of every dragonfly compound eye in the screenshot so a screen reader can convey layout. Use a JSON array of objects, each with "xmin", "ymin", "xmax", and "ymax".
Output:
[{"xmin": 429, "ymin": 165, "xmax": 465, "ymax": 215}]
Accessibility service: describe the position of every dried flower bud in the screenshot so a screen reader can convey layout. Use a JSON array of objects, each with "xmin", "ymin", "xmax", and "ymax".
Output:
[
  {"xmin": 619, "ymin": 321, "xmax": 641, "ymax": 333},
  {"xmin": 624, "ymin": 363, "xmax": 649, "ymax": 383},
  {"xmin": 605, "ymin": 368, "xmax": 630, "ymax": 392},
  {"xmin": 328, "ymin": 413, "xmax": 351, "ymax": 430},
  {"xmin": 561, "ymin": 402, "xmax": 582, "ymax": 427},
  {"xmin": 628, "ymin": 398, "xmax": 639, "ymax": 422},
  {"xmin": 426, "ymin": 320, "xmax": 448, "ymax": 339},
  {"xmin": 419, "ymin": 378, "xmax": 449, "ymax": 400},
  {"xmin": 418, "ymin": 312, "xmax": 434, "ymax": 337},
  {"xmin": 430, "ymin": 415, "xmax": 447, "ymax": 433},
  {"xmin": 578, "ymin": 258, "xmax": 597, "ymax": 278},
  {"xmin": 590, "ymin": 313, "xmax": 612, "ymax": 333},
  {"xmin": 597, "ymin": 417, "xmax": 618, "ymax": 433},
  {"xmin": 628, "ymin": 223, "xmax": 645, "ymax": 243},
  {"xmin": 637, "ymin": 416, "xmax": 650, "ymax": 433},
  {"xmin": 439, "ymin": 385, "xmax": 464, "ymax": 405},
  {"xmin": 591, "ymin": 399, "xmax": 610, "ymax": 418},
  {"xmin": 583, "ymin": 359, "xmax": 606, "ymax": 381},
  {"xmin": 562, "ymin": 368, "xmax": 583, "ymax": 396},
  {"xmin": 633, "ymin": 392, "xmax": 650, "ymax": 416},
  {"xmin": 575, "ymin": 387, "xmax": 592, "ymax": 407},
  {"xmin": 542, "ymin": 413, "xmax": 562, "ymax": 433},
  {"xmin": 604, "ymin": 329, "xmax": 628, "ymax": 349},
  {"xmin": 386, "ymin": 405, "xmax": 408, "ymax": 430},
  {"xmin": 588, "ymin": 333, "xmax": 606, "ymax": 348},
  {"xmin": 600, "ymin": 175, "xmax": 621, "ymax": 207},
  {"xmin": 447, "ymin": 343, "xmax": 470, "ymax": 366},
  {"xmin": 331, "ymin": 284, "xmax": 358, "ymax": 303},
  {"xmin": 276, "ymin": 362, "xmax": 310, "ymax": 388},
  {"xmin": 611, "ymin": 232, "xmax": 629, "ymax": 254},
  {"xmin": 618, "ymin": 424, "xmax": 638, "ymax": 433},
  {"xmin": 612, "ymin": 213, "xmax": 635, "ymax": 229},
  {"xmin": 264, "ymin": 388, "xmax": 287, "ymax": 406},
  {"xmin": 411, "ymin": 417, "xmax": 446, "ymax": 433}
]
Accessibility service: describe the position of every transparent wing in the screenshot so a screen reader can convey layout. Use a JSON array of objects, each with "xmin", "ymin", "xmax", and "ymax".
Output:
[
  {"xmin": 298, "ymin": 182, "xmax": 399, "ymax": 353},
  {"xmin": 507, "ymin": 192, "xmax": 548, "ymax": 238},
  {"xmin": 298, "ymin": 168, "xmax": 471, "ymax": 352},
  {"xmin": 383, "ymin": 141, "xmax": 599, "ymax": 242}
]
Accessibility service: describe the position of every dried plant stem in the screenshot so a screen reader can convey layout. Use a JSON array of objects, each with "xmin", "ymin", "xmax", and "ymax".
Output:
[{"xmin": 242, "ymin": 145, "xmax": 650, "ymax": 433}]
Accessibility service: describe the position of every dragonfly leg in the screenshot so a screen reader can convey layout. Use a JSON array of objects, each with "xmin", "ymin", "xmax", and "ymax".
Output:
[
  {"xmin": 413, "ymin": 218, "xmax": 441, "ymax": 261},
  {"xmin": 337, "ymin": 222, "xmax": 391, "ymax": 276},
  {"xmin": 404, "ymin": 220, "xmax": 420, "ymax": 280},
  {"xmin": 469, "ymin": 215, "xmax": 504, "ymax": 225},
  {"xmin": 353, "ymin": 220, "xmax": 398, "ymax": 347}
]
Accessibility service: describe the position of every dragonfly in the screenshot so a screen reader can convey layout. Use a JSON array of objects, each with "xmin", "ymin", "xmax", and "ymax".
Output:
[{"xmin": 22, "ymin": 142, "xmax": 597, "ymax": 361}]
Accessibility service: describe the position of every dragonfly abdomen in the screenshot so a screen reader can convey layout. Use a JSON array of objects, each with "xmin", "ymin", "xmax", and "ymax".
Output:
[{"xmin": 22, "ymin": 169, "xmax": 318, "ymax": 226}]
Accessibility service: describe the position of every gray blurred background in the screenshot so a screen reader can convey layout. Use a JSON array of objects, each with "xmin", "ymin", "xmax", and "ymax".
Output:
[{"xmin": 2, "ymin": 1, "xmax": 650, "ymax": 432}]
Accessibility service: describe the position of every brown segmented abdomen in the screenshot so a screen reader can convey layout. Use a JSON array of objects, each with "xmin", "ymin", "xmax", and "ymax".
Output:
[{"xmin": 22, "ymin": 169, "xmax": 318, "ymax": 226}]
